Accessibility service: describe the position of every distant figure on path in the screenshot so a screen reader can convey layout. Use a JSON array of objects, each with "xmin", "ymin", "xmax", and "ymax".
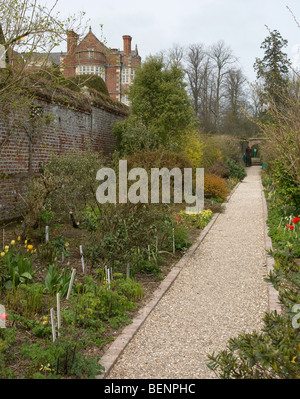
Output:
[{"xmin": 245, "ymin": 145, "xmax": 252, "ymax": 167}]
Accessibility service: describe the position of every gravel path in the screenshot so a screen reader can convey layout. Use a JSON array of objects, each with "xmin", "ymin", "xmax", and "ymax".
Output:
[{"xmin": 106, "ymin": 166, "xmax": 269, "ymax": 379}]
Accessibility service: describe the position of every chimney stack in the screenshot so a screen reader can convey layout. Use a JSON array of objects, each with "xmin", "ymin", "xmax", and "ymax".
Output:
[
  {"xmin": 123, "ymin": 35, "xmax": 132, "ymax": 56},
  {"xmin": 67, "ymin": 31, "xmax": 79, "ymax": 55}
]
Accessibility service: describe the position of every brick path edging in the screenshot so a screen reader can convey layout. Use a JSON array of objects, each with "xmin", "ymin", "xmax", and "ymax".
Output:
[
  {"xmin": 96, "ymin": 181, "xmax": 241, "ymax": 379},
  {"xmin": 260, "ymin": 178, "xmax": 282, "ymax": 314}
]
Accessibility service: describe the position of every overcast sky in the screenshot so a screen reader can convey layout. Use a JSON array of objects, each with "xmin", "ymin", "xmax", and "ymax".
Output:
[{"xmin": 55, "ymin": 0, "xmax": 300, "ymax": 83}]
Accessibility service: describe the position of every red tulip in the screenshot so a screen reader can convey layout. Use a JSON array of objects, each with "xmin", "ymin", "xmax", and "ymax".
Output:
[
  {"xmin": 287, "ymin": 223, "xmax": 290, "ymax": 228},
  {"xmin": 289, "ymin": 225, "xmax": 294, "ymax": 231},
  {"xmin": 292, "ymin": 217, "xmax": 300, "ymax": 224}
]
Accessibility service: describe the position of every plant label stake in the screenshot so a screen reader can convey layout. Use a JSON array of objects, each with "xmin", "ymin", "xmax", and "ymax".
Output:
[
  {"xmin": 107, "ymin": 268, "xmax": 111, "ymax": 290},
  {"xmin": 66, "ymin": 269, "xmax": 76, "ymax": 300},
  {"xmin": 126, "ymin": 263, "xmax": 130, "ymax": 279},
  {"xmin": 2, "ymin": 229, "xmax": 4, "ymax": 249},
  {"xmin": 79, "ymin": 245, "xmax": 85, "ymax": 273},
  {"xmin": 50, "ymin": 308, "xmax": 56, "ymax": 342},
  {"xmin": 172, "ymin": 228, "xmax": 175, "ymax": 254},
  {"xmin": 110, "ymin": 267, "xmax": 113, "ymax": 280},
  {"xmin": 62, "ymin": 247, "xmax": 65, "ymax": 263},
  {"xmin": 57, "ymin": 293, "xmax": 61, "ymax": 337},
  {"xmin": 156, "ymin": 234, "xmax": 158, "ymax": 254},
  {"xmin": 45, "ymin": 226, "xmax": 49, "ymax": 242},
  {"xmin": 148, "ymin": 245, "xmax": 151, "ymax": 261}
]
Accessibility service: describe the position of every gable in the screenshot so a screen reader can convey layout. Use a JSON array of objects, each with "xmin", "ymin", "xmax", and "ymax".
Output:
[{"xmin": 75, "ymin": 31, "xmax": 108, "ymax": 54}]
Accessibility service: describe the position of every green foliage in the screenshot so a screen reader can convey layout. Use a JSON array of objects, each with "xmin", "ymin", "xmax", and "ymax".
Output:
[
  {"xmin": 67, "ymin": 74, "xmax": 109, "ymax": 96},
  {"xmin": 65, "ymin": 276, "xmax": 139, "ymax": 330},
  {"xmin": 207, "ymin": 310, "xmax": 300, "ymax": 379},
  {"xmin": 114, "ymin": 55, "xmax": 197, "ymax": 153},
  {"xmin": 20, "ymin": 333, "xmax": 105, "ymax": 379},
  {"xmin": 5, "ymin": 283, "xmax": 45, "ymax": 318},
  {"xmin": 84, "ymin": 203, "xmax": 174, "ymax": 273},
  {"xmin": 224, "ymin": 160, "xmax": 247, "ymax": 181},
  {"xmin": 172, "ymin": 224, "xmax": 191, "ymax": 251},
  {"xmin": 112, "ymin": 116, "xmax": 158, "ymax": 156},
  {"xmin": 254, "ymin": 29, "xmax": 290, "ymax": 105},
  {"xmin": 0, "ymin": 244, "xmax": 35, "ymax": 289},
  {"xmin": 36, "ymin": 149, "xmax": 107, "ymax": 220},
  {"xmin": 45, "ymin": 264, "xmax": 72, "ymax": 297}
]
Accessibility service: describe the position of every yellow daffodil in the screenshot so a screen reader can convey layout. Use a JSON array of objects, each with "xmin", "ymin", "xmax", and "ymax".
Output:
[
  {"xmin": 0, "ymin": 252, "xmax": 5, "ymax": 258},
  {"xmin": 27, "ymin": 244, "xmax": 33, "ymax": 250},
  {"xmin": 11, "ymin": 240, "xmax": 15, "ymax": 245},
  {"xmin": 17, "ymin": 236, "xmax": 21, "ymax": 241},
  {"xmin": 4, "ymin": 246, "xmax": 9, "ymax": 250},
  {"xmin": 24, "ymin": 240, "xmax": 27, "ymax": 244}
]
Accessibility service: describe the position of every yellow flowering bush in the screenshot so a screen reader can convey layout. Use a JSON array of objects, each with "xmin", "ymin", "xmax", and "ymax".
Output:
[{"xmin": 178, "ymin": 209, "xmax": 213, "ymax": 229}]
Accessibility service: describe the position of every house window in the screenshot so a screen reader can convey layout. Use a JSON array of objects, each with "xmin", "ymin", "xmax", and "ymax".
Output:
[
  {"xmin": 122, "ymin": 68, "xmax": 129, "ymax": 84},
  {"xmin": 88, "ymin": 48, "xmax": 94, "ymax": 59},
  {"xmin": 121, "ymin": 95, "xmax": 130, "ymax": 106},
  {"xmin": 76, "ymin": 65, "xmax": 105, "ymax": 80},
  {"xmin": 122, "ymin": 68, "xmax": 135, "ymax": 84},
  {"xmin": 131, "ymin": 68, "xmax": 135, "ymax": 82}
]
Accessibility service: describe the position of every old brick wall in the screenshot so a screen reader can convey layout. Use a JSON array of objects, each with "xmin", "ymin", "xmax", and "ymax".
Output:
[{"xmin": 0, "ymin": 97, "xmax": 127, "ymax": 222}]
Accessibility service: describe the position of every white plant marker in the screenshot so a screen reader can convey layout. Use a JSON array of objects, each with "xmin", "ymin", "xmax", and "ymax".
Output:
[
  {"xmin": 126, "ymin": 263, "xmax": 130, "ymax": 279},
  {"xmin": 107, "ymin": 268, "xmax": 111, "ymax": 289},
  {"xmin": 66, "ymin": 269, "xmax": 76, "ymax": 300},
  {"xmin": 105, "ymin": 265, "xmax": 107, "ymax": 282},
  {"xmin": 57, "ymin": 293, "xmax": 61, "ymax": 337},
  {"xmin": 45, "ymin": 226, "xmax": 49, "ymax": 242},
  {"xmin": 79, "ymin": 245, "xmax": 85, "ymax": 273},
  {"xmin": 156, "ymin": 235, "xmax": 158, "ymax": 254},
  {"xmin": 172, "ymin": 228, "xmax": 175, "ymax": 254},
  {"xmin": 278, "ymin": 217, "xmax": 283, "ymax": 228},
  {"xmin": 148, "ymin": 245, "xmax": 151, "ymax": 261},
  {"xmin": 50, "ymin": 308, "xmax": 56, "ymax": 342}
]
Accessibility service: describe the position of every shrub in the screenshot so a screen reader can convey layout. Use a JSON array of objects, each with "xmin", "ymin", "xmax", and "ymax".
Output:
[
  {"xmin": 112, "ymin": 116, "xmax": 158, "ymax": 156},
  {"xmin": 201, "ymin": 134, "xmax": 223, "ymax": 168},
  {"xmin": 207, "ymin": 160, "xmax": 231, "ymax": 179},
  {"xmin": 183, "ymin": 129, "xmax": 205, "ymax": 169},
  {"xmin": 126, "ymin": 149, "xmax": 193, "ymax": 171},
  {"xmin": 225, "ymin": 160, "xmax": 247, "ymax": 181},
  {"xmin": 204, "ymin": 174, "xmax": 228, "ymax": 200},
  {"xmin": 68, "ymin": 74, "xmax": 109, "ymax": 96},
  {"xmin": 212, "ymin": 134, "xmax": 243, "ymax": 164}
]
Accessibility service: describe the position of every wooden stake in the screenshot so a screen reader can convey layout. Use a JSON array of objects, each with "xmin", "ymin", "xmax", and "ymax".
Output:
[
  {"xmin": 79, "ymin": 245, "xmax": 85, "ymax": 273},
  {"xmin": 57, "ymin": 293, "xmax": 61, "ymax": 337},
  {"xmin": 107, "ymin": 268, "xmax": 111, "ymax": 290},
  {"xmin": 126, "ymin": 263, "xmax": 130, "ymax": 279},
  {"xmin": 66, "ymin": 269, "xmax": 76, "ymax": 300},
  {"xmin": 50, "ymin": 308, "xmax": 56, "ymax": 342},
  {"xmin": 172, "ymin": 228, "xmax": 175, "ymax": 254}
]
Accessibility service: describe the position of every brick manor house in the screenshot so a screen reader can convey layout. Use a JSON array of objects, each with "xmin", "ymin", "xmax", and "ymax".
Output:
[{"xmin": 56, "ymin": 28, "xmax": 141, "ymax": 105}]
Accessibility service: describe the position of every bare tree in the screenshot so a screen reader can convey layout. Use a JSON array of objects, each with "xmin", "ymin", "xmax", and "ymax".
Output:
[
  {"xmin": 185, "ymin": 43, "xmax": 206, "ymax": 117},
  {"xmin": 0, "ymin": 0, "xmax": 87, "ymax": 114},
  {"xmin": 207, "ymin": 40, "xmax": 237, "ymax": 132}
]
